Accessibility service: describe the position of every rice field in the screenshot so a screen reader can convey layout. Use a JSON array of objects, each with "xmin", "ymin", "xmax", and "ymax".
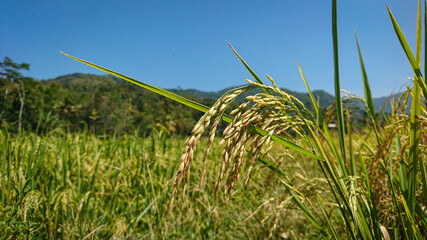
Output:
[
  {"xmin": 0, "ymin": 130, "xmax": 327, "ymax": 239},
  {"xmin": 2, "ymin": 1, "xmax": 427, "ymax": 239}
]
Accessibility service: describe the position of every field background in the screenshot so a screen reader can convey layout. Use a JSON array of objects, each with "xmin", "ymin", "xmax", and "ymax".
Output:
[{"xmin": 1, "ymin": 130, "xmax": 326, "ymax": 239}]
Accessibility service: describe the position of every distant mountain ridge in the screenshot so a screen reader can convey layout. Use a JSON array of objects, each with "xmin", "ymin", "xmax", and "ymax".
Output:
[{"xmin": 45, "ymin": 73, "xmax": 398, "ymax": 113}]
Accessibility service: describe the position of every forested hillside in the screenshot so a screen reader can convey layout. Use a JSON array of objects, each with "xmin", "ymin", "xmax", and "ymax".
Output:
[{"xmin": 0, "ymin": 57, "xmax": 392, "ymax": 135}]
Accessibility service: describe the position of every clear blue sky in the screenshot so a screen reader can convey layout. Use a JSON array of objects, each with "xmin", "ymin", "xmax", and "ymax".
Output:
[{"xmin": 0, "ymin": 0, "xmax": 418, "ymax": 97}]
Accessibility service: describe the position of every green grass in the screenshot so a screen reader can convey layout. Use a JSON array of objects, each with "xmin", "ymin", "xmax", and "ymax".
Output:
[{"xmin": 1, "ymin": 130, "xmax": 333, "ymax": 239}]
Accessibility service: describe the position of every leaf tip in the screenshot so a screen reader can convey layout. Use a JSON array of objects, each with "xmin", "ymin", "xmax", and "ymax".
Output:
[
  {"xmin": 59, "ymin": 51, "xmax": 71, "ymax": 57},
  {"xmin": 227, "ymin": 41, "xmax": 237, "ymax": 53}
]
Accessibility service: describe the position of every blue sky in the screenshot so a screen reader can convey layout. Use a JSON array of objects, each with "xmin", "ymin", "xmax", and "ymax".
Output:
[{"xmin": 0, "ymin": 0, "xmax": 418, "ymax": 97}]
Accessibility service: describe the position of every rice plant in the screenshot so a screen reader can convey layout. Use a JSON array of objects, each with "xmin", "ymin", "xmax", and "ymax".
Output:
[
  {"xmin": 4, "ymin": 130, "xmax": 319, "ymax": 238},
  {"xmin": 61, "ymin": 0, "xmax": 427, "ymax": 239}
]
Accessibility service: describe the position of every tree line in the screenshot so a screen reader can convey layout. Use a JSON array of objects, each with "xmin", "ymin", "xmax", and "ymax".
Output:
[
  {"xmin": 1, "ymin": 57, "xmax": 377, "ymax": 136},
  {"xmin": 0, "ymin": 57, "xmax": 213, "ymax": 136}
]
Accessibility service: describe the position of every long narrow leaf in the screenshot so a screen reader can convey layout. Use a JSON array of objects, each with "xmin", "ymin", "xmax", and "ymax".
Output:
[
  {"xmin": 421, "ymin": 0, "xmax": 427, "ymax": 207},
  {"xmin": 332, "ymin": 0, "xmax": 347, "ymax": 163},
  {"xmin": 316, "ymin": 194, "xmax": 340, "ymax": 240},
  {"xmin": 359, "ymin": 151, "xmax": 382, "ymax": 240},
  {"xmin": 61, "ymin": 52, "xmax": 322, "ymax": 162},
  {"xmin": 387, "ymin": 5, "xmax": 427, "ymax": 99},
  {"xmin": 410, "ymin": 1, "xmax": 422, "ymax": 235},
  {"xmin": 400, "ymin": 196, "xmax": 424, "ymax": 239},
  {"xmin": 388, "ymin": 4, "xmax": 423, "ymax": 238},
  {"xmin": 297, "ymin": 62, "xmax": 323, "ymax": 123},
  {"xmin": 280, "ymin": 179, "xmax": 328, "ymax": 237},
  {"xmin": 226, "ymin": 42, "xmax": 272, "ymax": 95},
  {"xmin": 324, "ymin": 124, "xmax": 347, "ymax": 177},
  {"xmin": 346, "ymin": 111, "xmax": 355, "ymax": 177},
  {"xmin": 355, "ymin": 33, "xmax": 375, "ymax": 120},
  {"xmin": 318, "ymin": 160, "xmax": 356, "ymax": 239},
  {"xmin": 395, "ymin": 134, "xmax": 409, "ymax": 196},
  {"xmin": 417, "ymin": 0, "xmax": 422, "ymax": 67},
  {"xmin": 354, "ymin": 32, "xmax": 380, "ymax": 144},
  {"xmin": 60, "ymin": 52, "xmax": 212, "ymax": 115}
]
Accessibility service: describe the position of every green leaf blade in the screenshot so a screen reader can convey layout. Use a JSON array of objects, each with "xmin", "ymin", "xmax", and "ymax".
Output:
[
  {"xmin": 60, "ymin": 52, "xmax": 322, "ymax": 162},
  {"xmin": 332, "ymin": 0, "xmax": 347, "ymax": 163},
  {"xmin": 387, "ymin": 5, "xmax": 427, "ymax": 99},
  {"xmin": 226, "ymin": 42, "xmax": 272, "ymax": 95}
]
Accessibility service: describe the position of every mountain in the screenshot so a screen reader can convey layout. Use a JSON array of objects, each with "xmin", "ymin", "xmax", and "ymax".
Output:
[
  {"xmin": 44, "ymin": 73, "xmax": 122, "ymax": 88},
  {"xmin": 45, "ymin": 73, "xmax": 399, "ymax": 113}
]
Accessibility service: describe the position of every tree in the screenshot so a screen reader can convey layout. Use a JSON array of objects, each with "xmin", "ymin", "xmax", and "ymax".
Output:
[{"xmin": 0, "ymin": 57, "xmax": 30, "ymax": 134}]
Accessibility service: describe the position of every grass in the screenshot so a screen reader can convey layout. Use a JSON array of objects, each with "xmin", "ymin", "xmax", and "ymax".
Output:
[{"xmin": 1, "ymin": 130, "xmax": 333, "ymax": 239}]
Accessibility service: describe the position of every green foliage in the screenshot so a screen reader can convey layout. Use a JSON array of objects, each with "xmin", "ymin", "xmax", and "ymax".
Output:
[
  {"xmin": 0, "ymin": 71, "xmax": 208, "ymax": 135},
  {"xmin": 0, "ymin": 130, "xmax": 324, "ymax": 239},
  {"xmin": 0, "ymin": 65, "xmax": 345, "ymax": 137},
  {"xmin": 61, "ymin": 1, "xmax": 427, "ymax": 239},
  {"xmin": 0, "ymin": 55, "xmax": 392, "ymax": 138}
]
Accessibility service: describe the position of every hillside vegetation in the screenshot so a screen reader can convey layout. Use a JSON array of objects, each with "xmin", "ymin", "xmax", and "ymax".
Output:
[{"xmin": 1, "ymin": 68, "xmax": 393, "ymax": 136}]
